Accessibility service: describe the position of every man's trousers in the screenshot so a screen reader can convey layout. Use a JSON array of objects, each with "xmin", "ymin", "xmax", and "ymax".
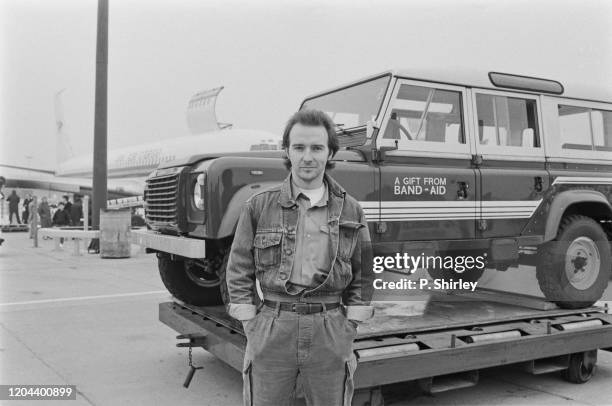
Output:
[
  {"xmin": 9, "ymin": 209, "xmax": 20, "ymax": 224},
  {"xmin": 242, "ymin": 304, "xmax": 358, "ymax": 406}
]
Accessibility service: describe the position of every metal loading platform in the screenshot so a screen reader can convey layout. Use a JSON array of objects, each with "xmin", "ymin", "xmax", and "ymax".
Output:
[{"xmin": 160, "ymin": 293, "xmax": 612, "ymax": 406}]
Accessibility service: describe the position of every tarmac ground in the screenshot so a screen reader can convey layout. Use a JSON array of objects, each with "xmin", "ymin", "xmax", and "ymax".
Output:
[{"xmin": 1, "ymin": 232, "xmax": 611, "ymax": 405}]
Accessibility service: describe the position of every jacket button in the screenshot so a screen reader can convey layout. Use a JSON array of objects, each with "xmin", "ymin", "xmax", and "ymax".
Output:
[{"xmin": 279, "ymin": 274, "xmax": 288, "ymax": 280}]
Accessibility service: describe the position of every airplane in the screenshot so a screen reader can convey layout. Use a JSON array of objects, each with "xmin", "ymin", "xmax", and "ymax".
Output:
[{"xmin": 1, "ymin": 87, "xmax": 281, "ymax": 201}]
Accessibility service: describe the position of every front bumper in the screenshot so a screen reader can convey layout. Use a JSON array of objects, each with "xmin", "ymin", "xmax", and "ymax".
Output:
[{"xmin": 132, "ymin": 229, "xmax": 206, "ymax": 259}]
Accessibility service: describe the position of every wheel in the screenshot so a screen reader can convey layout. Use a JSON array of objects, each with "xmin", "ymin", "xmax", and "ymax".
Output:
[
  {"xmin": 158, "ymin": 255, "xmax": 223, "ymax": 306},
  {"xmin": 536, "ymin": 215, "xmax": 611, "ymax": 309},
  {"xmin": 561, "ymin": 350, "xmax": 597, "ymax": 383}
]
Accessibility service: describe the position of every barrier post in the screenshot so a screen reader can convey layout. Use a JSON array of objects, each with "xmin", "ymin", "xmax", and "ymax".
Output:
[
  {"xmin": 0, "ymin": 195, "xmax": 5, "ymax": 226},
  {"xmin": 83, "ymin": 195, "xmax": 89, "ymax": 231},
  {"xmin": 32, "ymin": 196, "xmax": 38, "ymax": 248},
  {"xmin": 100, "ymin": 209, "xmax": 131, "ymax": 258}
]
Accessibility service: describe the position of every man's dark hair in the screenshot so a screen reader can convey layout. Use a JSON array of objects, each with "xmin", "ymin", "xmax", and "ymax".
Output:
[{"xmin": 282, "ymin": 109, "xmax": 339, "ymax": 170}]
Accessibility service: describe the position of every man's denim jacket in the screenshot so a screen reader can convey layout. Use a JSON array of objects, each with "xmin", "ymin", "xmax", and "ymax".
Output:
[{"xmin": 226, "ymin": 173, "xmax": 374, "ymax": 322}]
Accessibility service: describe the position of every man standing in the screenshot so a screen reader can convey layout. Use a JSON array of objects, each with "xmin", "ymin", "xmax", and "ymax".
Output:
[
  {"xmin": 38, "ymin": 197, "xmax": 52, "ymax": 229},
  {"xmin": 52, "ymin": 202, "xmax": 71, "ymax": 245},
  {"xmin": 70, "ymin": 195, "xmax": 84, "ymax": 226},
  {"xmin": 7, "ymin": 190, "xmax": 21, "ymax": 225},
  {"xmin": 62, "ymin": 195, "xmax": 73, "ymax": 216},
  {"xmin": 226, "ymin": 109, "xmax": 373, "ymax": 406},
  {"xmin": 22, "ymin": 194, "xmax": 32, "ymax": 224}
]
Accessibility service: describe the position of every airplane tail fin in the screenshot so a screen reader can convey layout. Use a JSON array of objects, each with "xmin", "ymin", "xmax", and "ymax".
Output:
[
  {"xmin": 54, "ymin": 89, "xmax": 75, "ymax": 168},
  {"xmin": 185, "ymin": 86, "xmax": 232, "ymax": 134}
]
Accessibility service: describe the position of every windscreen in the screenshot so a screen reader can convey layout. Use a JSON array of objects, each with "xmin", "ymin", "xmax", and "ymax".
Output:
[{"xmin": 301, "ymin": 75, "xmax": 391, "ymax": 129}]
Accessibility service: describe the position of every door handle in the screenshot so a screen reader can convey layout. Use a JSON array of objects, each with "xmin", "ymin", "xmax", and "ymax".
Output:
[
  {"xmin": 534, "ymin": 176, "xmax": 543, "ymax": 192},
  {"xmin": 457, "ymin": 182, "xmax": 469, "ymax": 200}
]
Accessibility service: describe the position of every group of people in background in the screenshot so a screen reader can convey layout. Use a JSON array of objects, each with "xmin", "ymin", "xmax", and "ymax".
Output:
[
  {"xmin": 2, "ymin": 190, "xmax": 146, "ymax": 248},
  {"xmin": 5, "ymin": 190, "xmax": 84, "ymax": 232}
]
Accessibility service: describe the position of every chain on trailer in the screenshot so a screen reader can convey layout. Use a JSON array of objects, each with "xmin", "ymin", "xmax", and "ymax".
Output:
[{"xmin": 176, "ymin": 334, "xmax": 206, "ymax": 388}]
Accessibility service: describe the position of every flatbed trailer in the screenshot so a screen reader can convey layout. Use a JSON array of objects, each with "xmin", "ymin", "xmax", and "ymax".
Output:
[{"xmin": 160, "ymin": 293, "xmax": 612, "ymax": 405}]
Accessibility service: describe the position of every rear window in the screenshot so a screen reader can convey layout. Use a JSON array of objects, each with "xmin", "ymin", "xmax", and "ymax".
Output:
[{"xmin": 559, "ymin": 105, "xmax": 612, "ymax": 151}]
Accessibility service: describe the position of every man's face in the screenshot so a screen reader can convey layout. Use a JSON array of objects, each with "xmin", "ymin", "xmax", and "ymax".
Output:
[{"xmin": 286, "ymin": 123, "xmax": 331, "ymax": 188}]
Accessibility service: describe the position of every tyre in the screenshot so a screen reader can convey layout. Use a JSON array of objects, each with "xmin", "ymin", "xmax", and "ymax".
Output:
[
  {"xmin": 536, "ymin": 215, "xmax": 611, "ymax": 309},
  {"xmin": 561, "ymin": 350, "xmax": 597, "ymax": 383},
  {"xmin": 158, "ymin": 256, "xmax": 223, "ymax": 306}
]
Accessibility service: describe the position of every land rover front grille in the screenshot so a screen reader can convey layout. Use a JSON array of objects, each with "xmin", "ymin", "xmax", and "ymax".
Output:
[{"xmin": 145, "ymin": 173, "xmax": 179, "ymax": 229}]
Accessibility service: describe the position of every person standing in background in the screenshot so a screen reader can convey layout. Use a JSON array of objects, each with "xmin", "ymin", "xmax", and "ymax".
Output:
[
  {"xmin": 62, "ymin": 195, "xmax": 72, "ymax": 218},
  {"xmin": 52, "ymin": 202, "xmax": 71, "ymax": 245},
  {"xmin": 7, "ymin": 190, "xmax": 21, "ymax": 225},
  {"xmin": 0, "ymin": 177, "xmax": 5, "ymax": 245},
  {"xmin": 22, "ymin": 194, "xmax": 32, "ymax": 224},
  {"xmin": 70, "ymin": 195, "xmax": 84, "ymax": 226},
  {"xmin": 38, "ymin": 197, "xmax": 52, "ymax": 239}
]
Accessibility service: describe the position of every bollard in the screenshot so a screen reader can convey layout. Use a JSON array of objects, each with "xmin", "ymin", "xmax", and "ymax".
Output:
[
  {"xmin": 99, "ymin": 209, "xmax": 131, "ymax": 258},
  {"xmin": 83, "ymin": 195, "xmax": 89, "ymax": 231},
  {"xmin": 0, "ymin": 194, "xmax": 5, "ymax": 226},
  {"xmin": 32, "ymin": 196, "xmax": 38, "ymax": 248}
]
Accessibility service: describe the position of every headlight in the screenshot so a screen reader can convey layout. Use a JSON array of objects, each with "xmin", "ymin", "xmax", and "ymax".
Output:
[{"xmin": 193, "ymin": 173, "xmax": 205, "ymax": 210}]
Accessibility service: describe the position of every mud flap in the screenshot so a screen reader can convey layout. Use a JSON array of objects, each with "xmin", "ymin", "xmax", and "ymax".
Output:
[
  {"xmin": 343, "ymin": 355, "xmax": 358, "ymax": 406},
  {"xmin": 242, "ymin": 360, "xmax": 253, "ymax": 406}
]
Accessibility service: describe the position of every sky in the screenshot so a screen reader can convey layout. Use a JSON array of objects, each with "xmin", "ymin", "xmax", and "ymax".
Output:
[{"xmin": 1, "ymin": 0, "xmax": 611, "ymax": 171}]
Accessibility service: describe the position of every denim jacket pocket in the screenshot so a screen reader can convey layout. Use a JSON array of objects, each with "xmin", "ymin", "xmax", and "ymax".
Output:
[
  {"xmin": 253, "ymin": 232, "xmax": 282, "ymax": 268},
  {"xmin": 338, "ymin": 221, "xmax": 364, "ymax": 260}
]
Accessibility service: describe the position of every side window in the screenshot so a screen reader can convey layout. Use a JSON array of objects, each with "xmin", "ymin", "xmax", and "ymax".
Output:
[
  {"xmin": 593, "ymin": 110, "xmax": 612, "ymax": 151},
  {"xmin": 382, "ymin": 84, "xmax": 464, "ymax": 146},
  {"xmin": 558, "ymin": 105, "xmax": 592, "ymax": 150},
  {"xmin": 560, "ymin": 105, "xmax": 612, "ymax": 152},
  {"xmin": 475, "ymin": 94, "xmax": 540, "ymax": 148}
]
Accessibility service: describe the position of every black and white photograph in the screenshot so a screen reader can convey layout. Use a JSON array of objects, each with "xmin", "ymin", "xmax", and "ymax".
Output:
[{"xmin": 1, "ymin": 0, "xmax": 612, "ymax": 405}]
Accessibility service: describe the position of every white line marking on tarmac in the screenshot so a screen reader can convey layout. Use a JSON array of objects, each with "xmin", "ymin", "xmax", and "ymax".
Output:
[{"xmin": 0, "ymin": 290, "xmax": 169, "ymax": 306}]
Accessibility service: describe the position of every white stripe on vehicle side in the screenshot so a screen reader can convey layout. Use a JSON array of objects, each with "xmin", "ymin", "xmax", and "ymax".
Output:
[
  {"xmin": 380, "ymin": 213, "xmax": 475, "ymax": 218},
  {"xmin": 358, "ymin": 201, "xmax": 378, "ymax": 208},
  {"xmin": 381, "ymin": 208, "xmax": 476, "ymax": 213},
  {"xmin": 378, "ymin": 207, "xmax": 538, "ymax": 213},
  {"xmin": 360, "ymin": 200, "xmax": 543, "ymax": 220},
  {"xmin": 373, "ymin": 201, "xmax": 475, "ymax": 208},
  {"xmin": 380, "ymin": 215, "xmax": 531, "ymax": 221},
  {"xmin": 552, "ymin": 177, "xmax": 612, "ymax": 185},
  {"xmin": 366, "ymin": 200, "xmax": 542, "ymax": 208},
  {"xmin": 481, "ymin": 200, "xmax": 542, "ymax": 207},
  {"xmin": 381, "ymin": 217, "xmax": 476, "ymax": 221},
  {"xmin": 378, "ymin": 213, "xmax": 532, "ymax": 218}
]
